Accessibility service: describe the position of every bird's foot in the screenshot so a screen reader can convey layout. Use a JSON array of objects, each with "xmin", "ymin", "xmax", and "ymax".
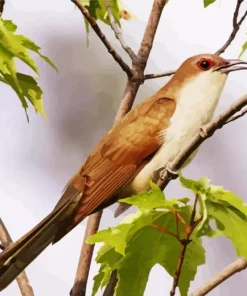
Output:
[{"xmin": 159, "ymin": 163, "xmax": 178, "ymax": 181}]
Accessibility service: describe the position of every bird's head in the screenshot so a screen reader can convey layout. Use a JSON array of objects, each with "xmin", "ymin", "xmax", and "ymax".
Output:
[
  {"xmin": 173, "ymin": 53, "xmax": 247, "ymax": 84},
  {"xmin": 166, "ymin": 53, "xmax": 247, "ymax": 101}
]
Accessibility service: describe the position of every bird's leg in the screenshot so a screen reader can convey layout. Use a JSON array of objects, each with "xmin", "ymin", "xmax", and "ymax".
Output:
[{"xmin": 159, "ymin": 163, "xmax": 178, "ymax": 181}]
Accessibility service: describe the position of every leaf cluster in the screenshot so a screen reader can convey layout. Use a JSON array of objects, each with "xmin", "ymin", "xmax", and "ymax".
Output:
[
  {"xmin": 0, "ymin": 19, "xmax": 57, "ymax": 119},
  {"xmin": 88, "ymin": 173, "xmax": 247, "ymax": 296}
]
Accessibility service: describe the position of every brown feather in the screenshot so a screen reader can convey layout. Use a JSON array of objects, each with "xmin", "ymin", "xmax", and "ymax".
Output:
[{"xmin": 52, "ymin": 96, "xmax": 176, "ymax": 241}]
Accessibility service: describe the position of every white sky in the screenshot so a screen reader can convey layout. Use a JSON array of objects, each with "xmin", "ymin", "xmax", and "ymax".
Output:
[{"xmin": 1, "ymin": 0, "xmax": 247, "ymax": 295}]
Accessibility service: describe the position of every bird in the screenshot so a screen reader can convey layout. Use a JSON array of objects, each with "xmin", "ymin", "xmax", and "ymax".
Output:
[{"xmin": 0, "ymin": 53, "xmax": 247, "ymax": 291}]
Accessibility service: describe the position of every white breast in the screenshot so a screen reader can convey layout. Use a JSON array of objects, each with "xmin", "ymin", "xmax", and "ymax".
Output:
[{"xmin": 127, "ymin": 71, "xmax": 227, "ymax": 193}]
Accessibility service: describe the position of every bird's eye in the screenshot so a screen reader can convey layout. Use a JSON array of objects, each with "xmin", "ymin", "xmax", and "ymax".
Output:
[{"xmin": 197, "ymin": 59, "xmax": 214, "ymax": 71}]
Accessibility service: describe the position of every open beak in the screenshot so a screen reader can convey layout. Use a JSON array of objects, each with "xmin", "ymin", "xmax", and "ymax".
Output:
[{"xmin": 214, "ymin": 59, "xmax": 247, "ymax": 74}]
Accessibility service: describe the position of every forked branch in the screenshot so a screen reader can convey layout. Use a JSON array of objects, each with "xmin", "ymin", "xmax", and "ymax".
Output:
[
  {"xmin": 71, "ymin": 0, "xmax": 133, "ymax": 78},
  {"xmin": 104, "ymin": 0, "xmax": 136, "ymax": 60},
  {"xmin": 215, "ymin": 0, "xmax": 247, "ymax": 55}
]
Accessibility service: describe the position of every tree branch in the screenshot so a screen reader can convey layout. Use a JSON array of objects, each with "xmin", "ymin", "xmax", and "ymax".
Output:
[
  {"xmin": 215, "ymin": 0, "xmax": 247, "ymax": 55},
  {"xmin": 191, "ymin": 257, "xmax": 247, "ymax": 296},
  {"xmin": 144, "ymin": 0, "xmax": 247, "ymax": 81},
  {"xmin": 0, "ymin": 0, "xmax": 5, "ymax": 16},
  {"xmin": 114, "ymin": 0, "xmax": 168, "ymax": 122},
  {"xmin": 104, "ymin": 0, "xmax": 136, "ymax": 60},
  {"xmin": 102, "ymin": 270, "xmax": 118, "ymax": 296},
  {"xmin": 0, "ymin": 218, "xmax": 34, "ymax": 296},
  {"xmin": 70, "ymin": 212, "xmax": 102, "ymax": 296},
  {"xmin": 71, "ymin": 0, "xmax": 133, "ymax": 78},
  {"xmin": 144, "ymin": 70, "xmax": 175, "ymax": 80}
]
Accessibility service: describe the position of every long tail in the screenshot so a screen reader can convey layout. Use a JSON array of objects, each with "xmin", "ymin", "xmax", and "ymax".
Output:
[{"xmin": 0, "ymin": 187, "xmax": 82, "ymax": 291}]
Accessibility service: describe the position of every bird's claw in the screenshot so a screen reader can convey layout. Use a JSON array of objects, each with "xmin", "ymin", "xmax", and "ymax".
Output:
[{"xmin": 159, "ymin": 163, "xmax": 178, "ymax": 180}]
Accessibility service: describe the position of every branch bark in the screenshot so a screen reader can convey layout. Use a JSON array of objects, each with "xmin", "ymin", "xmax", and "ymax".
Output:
[
  {"xmin": 104, "ymin": 0, "xmax": 136, "ymax": 60},
  {"xmin": 71, "ymin": 0, "xmax": 133, "ymax": 78},
  {"xmin": 215, "ymin": 0, "xmax": 247, "ymax": 55},
  {"xmin": 191, "ymin": 257, "xmax": 247, "ymax": 296},
  {"xmin": 144, "ymin": 70, "xmax": 175, "ymax": 80},
  {"xmin": 70, "ymin": 212, "xmax": 102, "ymax": 296},
  {"xmin": 0, "ymin": 218, "xmax": 34, "ymax": 296},
  {"xmin": 0, "ymin": 0, "xmax": 5, "ymax": 15}
]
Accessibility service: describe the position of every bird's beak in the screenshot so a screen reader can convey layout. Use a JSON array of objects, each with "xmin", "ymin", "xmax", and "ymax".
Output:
[{"xmin": 214, "ymin": 59, "xmax": 247, "ymax": 74}]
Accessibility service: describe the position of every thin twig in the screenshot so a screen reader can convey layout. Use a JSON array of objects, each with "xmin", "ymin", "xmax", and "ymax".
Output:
[
  {"xmin": 191, "ymin": 257, "xmax": 247, "ymax": 296},
  {"xmin": 190, "ymin": 195, "xmax": 199, "ymax": 225},
  {"xmin": 0, "ymin": 218, "xmax": 35, "ymax": 296},
  {"xmin": 215, "ymin": 0, "xmax": 247, "ymax": 55},
  {"xmin": 144, "ymin": 70, "xmax": 175, "ymax": 80},
  {"xmin": 0, "ymin": 0, "xmax": 4, "ymax": 16},
  {"xmin": 71, "ymin": 0, "xmax": 133, "ymax": 78},
  {"xmin": 170, "ymin": 196, "xmax": 201, "ymax": 296},
  {"xmin": 157, "ymin": 93, "xmax": 247, "ymax": 191},
  {"xmin": 104, "ymin": 0, "xmax": 136, "ymax": 60},
  {"xmin": 70, "ymin": 212, "xmax": 103, "ymax": 296},
  {"xmin": 225, "ymin": 105, "xmax": 247, "ymax": 125},
  {"xmin": 102, "ymin": 270, "xmax": 118, "ymax": 296},
  {"xmin": 114, "ymin": 0, "xmax": 168, "ymax": 122}
]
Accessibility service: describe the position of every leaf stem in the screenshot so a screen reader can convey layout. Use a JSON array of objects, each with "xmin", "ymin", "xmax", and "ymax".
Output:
[
  {"xmin": 149, "ymin": 224, "xmax": 181, "ymax": 242},
  {"xmin": 170, "ymin": 196, "xmax": 202, "ymax": 296}
]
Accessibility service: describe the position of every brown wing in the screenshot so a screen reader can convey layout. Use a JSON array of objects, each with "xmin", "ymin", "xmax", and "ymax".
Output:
[{"xmin": 53, "ymin": 96, "xmax": 176, "ymax": 241}]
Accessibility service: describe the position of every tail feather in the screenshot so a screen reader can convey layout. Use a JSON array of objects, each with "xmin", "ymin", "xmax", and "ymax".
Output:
[{"xmin": 0, "ymin": 188, "xmax": 81, "ymax": 291}]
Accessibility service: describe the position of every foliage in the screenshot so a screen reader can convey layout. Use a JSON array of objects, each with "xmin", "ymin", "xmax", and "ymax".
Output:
[
  {"xmin": 88, "ymin": 174, "xmax": 247, "ymax": 296},
  {"xmin": 239, "ymin": 38, "xmax": 247, "ymax": 59},
  {"xmin": 0, "ymin": 18, "xmax": 57, "ymax": 120},
  {"xmin": 203, "ymin": 0, "xmax": 216, "ymax": 7},
  {"xmin": 80, "ymin": 0, "xmax": 134, "ymax": 35}
]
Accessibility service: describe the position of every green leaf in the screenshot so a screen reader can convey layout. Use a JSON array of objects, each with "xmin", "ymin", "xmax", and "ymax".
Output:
[
  {"xmin": 206, "ymin": 201, "xmax": 247, "ymax": 258},
  {"xmin": 0, "ymin": 18, "xmax": 57, "ymax": 118},
  {"xmin": 239, "ymin": 40, "xmax": 247, "ymax": 58},
  {"xmin": 88, "ymin": 209, "xmax": 164, "ymax": 255},
  {"xmin": 203, "ymin": 0, "xmax": 216, "ymax": 7},
  {"xmin": 115, "ymin": 211, "xmax": 205, "ymax": 296},
  {"xmin": 90, "ymin": 206, "xmax": 205, "ymax": 296},
  {"xmin": 91, "ymin": 266, "xmax": 105, "ymax": 296},
  {"xmin": 16, "ymin": 73, "xmax": 47, "ymax": 117},
  {"xmin": 179, "ymin": 173, "xmax": 210, "ymax": 194},
  {"xmin": 119, "ymin": 182, "xmax": 180, "ymax": 211},
  {"xmin": 16, "ymin": 35, "xmax": 58, "ymax": 72},
  {"xmin": 82, "ymin": 0, "xmax": 133, "ymax": 37},
  {"xmin": 3, "ymin": 20, "xmax": 17, "ymax": 32},
  {"xmin": 209, "ymin": 185, "xmax": 247, "ymax": 216}
]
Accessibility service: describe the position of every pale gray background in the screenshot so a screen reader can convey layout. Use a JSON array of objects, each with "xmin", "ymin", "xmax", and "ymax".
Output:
[{"xmin": 1, "ymin": 0, "xmax": 247, "ymax": 295}]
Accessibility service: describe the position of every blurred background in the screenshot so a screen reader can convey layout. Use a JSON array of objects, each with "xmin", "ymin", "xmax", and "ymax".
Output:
[{"xmin": 1, "ymin": 0, "xmax": 247, "ymax": 295}]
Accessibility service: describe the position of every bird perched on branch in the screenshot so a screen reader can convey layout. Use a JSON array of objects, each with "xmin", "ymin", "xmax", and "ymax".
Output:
[{"xmin": 0, "ymin": 53, "xmax": 247, "ymax": 291}]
